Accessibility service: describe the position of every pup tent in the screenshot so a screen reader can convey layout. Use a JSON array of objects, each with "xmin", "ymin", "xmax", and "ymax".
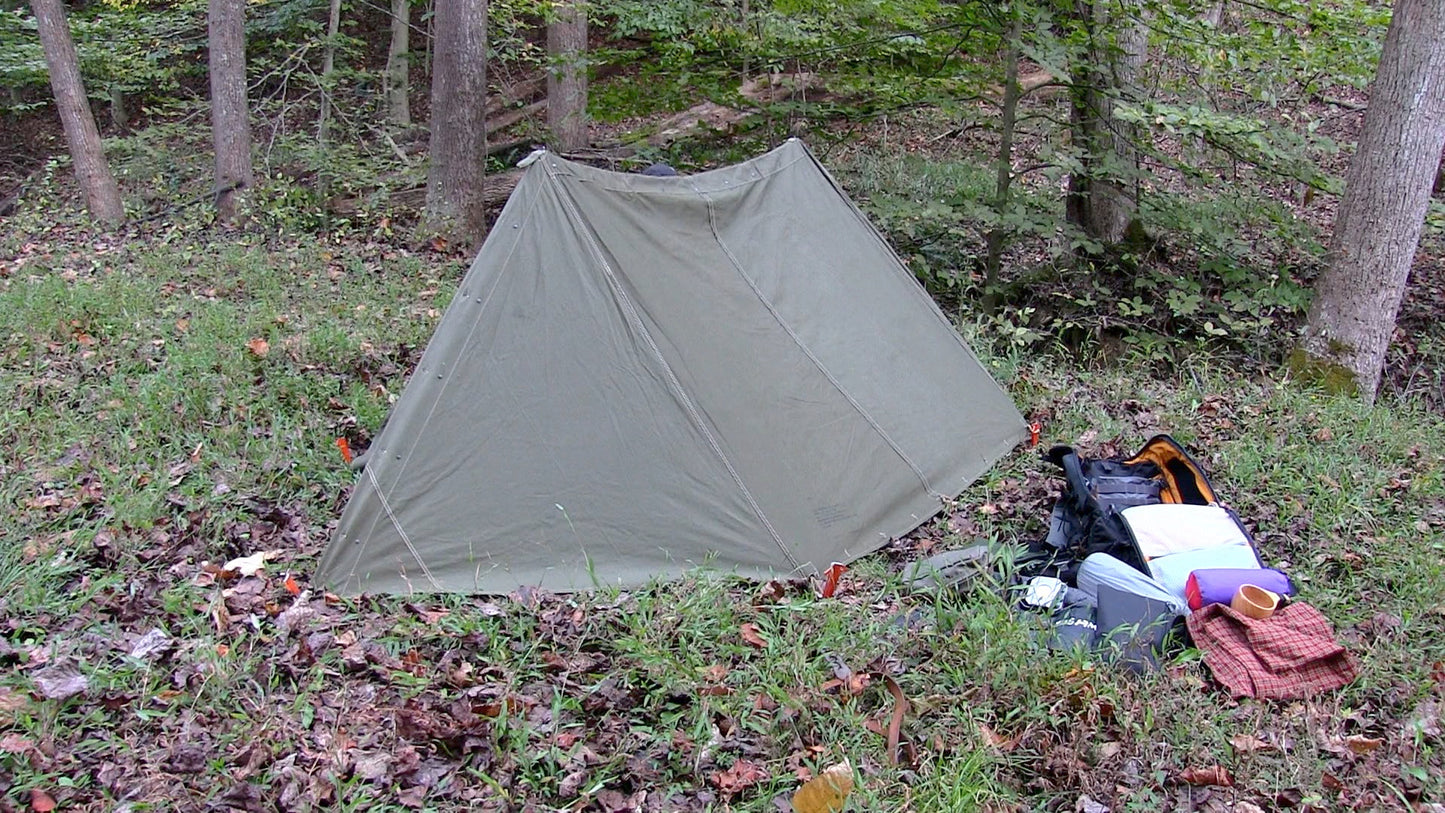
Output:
[{"xmin": 317, "ymin": 139, "xmax": 1027, "ymax": 595}]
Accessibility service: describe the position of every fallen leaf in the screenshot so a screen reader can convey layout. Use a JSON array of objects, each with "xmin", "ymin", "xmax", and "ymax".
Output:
[
  {"xmin": 792, "ymin": 759, "xmax": 854, "ymax": 813},
  {"xmin": 0, "ymin": 688, "xmax": 27, "ymax": 717},
  {"xmin": 246, "ymin": 337, "xmax": 270, "ymax": 358},
  {"xmin": 757, "ymin": 579, "xmax": 788, "ymax": 603},
  {"xmin": 33, "ymin": 661, "xmax": 88, "ymax": 700},
  {"xmin": 979, "ymin": 723, "xmax": 1019, "ymax": 753},
  {"xmin": 820, "ymin": 563, "xmax": 847, "ymax": 598},
  {"xmin": 397, "ymin": 785, "xmax": 426, "ymax": 808},
  {"xmin": 1179, "ymin": 765, "xmax": 1233, "ymax": 787},
  {"xmin": 223, "ymin": 550, "xmax": 278, "ymax": 577},
  {"xmin": 739, "ymin": 623, "xmax": 768, "ymax": 650},
  {"xmin": 0, "ymin": 733, "xmax": 33, "ymax": 753},
  {"xmin": 711, "ymin": 758, "xmax": 767, "ymax": 795},
  {"xmin": 1230, "ymin": 734, "xmax": 1275, "ymax": 753},
  {"xmin": 1275, "ymin": 788, "xmax": 1304, "ymax": 807},
  {"xmin": 1322, "ymin": 772, "xmax": 1345, "ymax": 791},
  {"xmin": 407, "ymin": 603, "xmax": 449, "ymax": 624},
  {"xmin": 128, "ymin": 629, "xmax": 173, "ymax": 661},
  {"xmin": 30, "ymin": 790, "xmax": 56, "ymax": 812},
  {"xmin": 1344, "ymin": 734, "xmax": 1383, "ymax": 754},
  {"xmin": 351, "ymin": 751, "xmax": 392, "ymax": 782},
  {"xmin": 1404, "ymin": 698, "xmax": 1441, "ymax": 740},
  {"xmin": 276, "ymin": 593, "xmax": 316, "ymax": 636}
]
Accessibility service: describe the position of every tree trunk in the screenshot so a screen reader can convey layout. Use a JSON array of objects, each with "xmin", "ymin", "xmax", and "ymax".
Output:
[
  {"xmin": 546, "ymin": 0, "xmax": 588, "ymax": 152},
  {"xmin": 30, "ymin": 0, "xmax": 125, "ymax": 227},
  {"xmin": 423, "ymin": 0, "xmax": 433, "ymax": 77},
  {"xmin": 983, "ymin": 12, "xmax": 1023, "ymax": 313},
  {"xmin": 1296, "ymin": 0, "xmax": 1445, "ymax": 400},
  {"xmin": 384, "ymin": 0, "xmax": 411, "ymax": 127},
  {"xmin": 1201, "ymin": 1, "xmax": 1226, "ymax": 28},
  {"xmin": 424, "ymin": 0, "xmax": 487, "ymax": 244},
  {"xmin": 208, "ymin": 0, "xmax": 255, "ymax": 223},
  {"xmin": 318, "ymin": 0, "xmax": 343, "ymax": 144},
  {"xmin": 1065, "ymin": 0, "xmax": 1146, "ymax": 249},
  {"xmin": 109, "ymin": 84, "xmax": 128, "ymax": 132}
]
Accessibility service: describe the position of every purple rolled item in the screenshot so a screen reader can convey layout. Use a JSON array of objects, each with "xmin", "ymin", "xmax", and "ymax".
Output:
[{"xmin": 1186, "ymin": 568, "xmax": 1295, "ymax": 610}]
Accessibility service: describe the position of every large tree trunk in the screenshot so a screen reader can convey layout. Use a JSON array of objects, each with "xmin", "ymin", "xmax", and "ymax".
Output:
[
  {"xmin": 1065, "ymin": 0, "xmax": 1146, "ymax": 248},
  {"xmin": 1296, "ymin": 0, "xmax": 1445, "ymax": 401},
  {"xmin": 546, "ymin": 0, "xmax": 588, "ymax": 152},
  {"xmin": 208, "ymin": 0, "xmax": 255, "ymax": 223},
  {"xmin": 384, "ymin": 0, "xmax": 411, "ymax": 127},
  {"xmin": 30, "ymin": 0, "xmax": 125, "ymax": 227},
  {"xmin": 424, "ymin": 0, "xmax": 487, "ymax": 243}
]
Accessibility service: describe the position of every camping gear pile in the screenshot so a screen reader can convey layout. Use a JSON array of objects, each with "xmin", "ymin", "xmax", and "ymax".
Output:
[
  {"xmin": 1021, "ymin": 435, "xmax": 1358, "ymax": 696},
  {"xmin": 311, "ymin": 138, "xmax": 1355, "ymax": 699}
]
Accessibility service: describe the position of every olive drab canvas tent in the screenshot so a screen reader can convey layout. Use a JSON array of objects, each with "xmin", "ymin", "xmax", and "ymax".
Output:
[{"xmin": 317, "ymin": 139, "xmax": 1027, "ymax": 595}]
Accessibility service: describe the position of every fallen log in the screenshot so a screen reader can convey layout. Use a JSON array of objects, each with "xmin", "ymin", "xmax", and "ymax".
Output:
[{"xmin": 377, "ymin": 168, "xmax": 525, "ymax": 214}]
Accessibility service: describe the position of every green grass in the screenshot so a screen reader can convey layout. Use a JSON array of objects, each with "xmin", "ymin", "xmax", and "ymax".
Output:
[{"xmin": 2, "ymin": 170, "xmax": 1444, "ymax": 811}]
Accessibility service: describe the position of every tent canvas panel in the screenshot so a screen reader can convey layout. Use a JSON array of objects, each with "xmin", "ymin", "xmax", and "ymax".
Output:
[{"xmin": 321, "ymin": 172, "xmax": 786, "ymax": 593}]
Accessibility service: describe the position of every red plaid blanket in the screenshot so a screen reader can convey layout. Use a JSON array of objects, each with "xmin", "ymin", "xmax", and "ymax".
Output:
[{"xmin": 1186, "ymin": 601, "xmax": 1359, "ymax": 700}]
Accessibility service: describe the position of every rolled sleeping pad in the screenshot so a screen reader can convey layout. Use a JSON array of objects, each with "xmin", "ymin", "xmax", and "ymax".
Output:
[{"xmin": 1185, "ymin": 567, "xmax": 1295, "ymax": 611}]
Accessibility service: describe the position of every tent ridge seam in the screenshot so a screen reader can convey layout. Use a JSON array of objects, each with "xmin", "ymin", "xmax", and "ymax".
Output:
[
  {"xmin": 549, "ymin": 162, "xmax": 801, "ymax": 571},
  {"xmin": 694, "ymin": 188, "xmax": 945, "ymax": 501},
  {"xmin": 549, "ymin": 150, "xmax": 808, "ymax": 195},
  {"xmin": 367, "ymin": 465, "xmax": 444, "ymax": 590}
]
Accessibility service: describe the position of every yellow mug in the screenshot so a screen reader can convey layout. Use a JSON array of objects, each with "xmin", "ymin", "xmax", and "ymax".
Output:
[{"xmin": 1231, "ymin": 584, "xmax": 1280, "ymax": 620}]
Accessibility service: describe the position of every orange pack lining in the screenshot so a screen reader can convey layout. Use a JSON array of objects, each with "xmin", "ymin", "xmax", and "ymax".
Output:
[{"xmin": 1126, "ymin": 437, "xmax": 1217, "ymax": 505}]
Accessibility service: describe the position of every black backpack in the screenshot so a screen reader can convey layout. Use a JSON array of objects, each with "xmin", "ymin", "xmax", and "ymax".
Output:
[{"xmin": 1030, "ymin": 434, "xmax": 1230, "ymax": 583}]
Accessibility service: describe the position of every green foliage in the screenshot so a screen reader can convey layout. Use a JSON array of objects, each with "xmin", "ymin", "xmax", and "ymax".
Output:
[
  {"xmin": 845, "ymin": 152, "xmax": 1062, "ymax": 299},
  {"xmin": 1151, "ymin": 0, "xmax": 1390, "ymax": 105},
  {"xmin": 1115, "ymin": 100, "xmax": 1336, "ymax": 190},
  {"xmin": 0, "ymin": 0, "xmax": 209, "ymax": 115},
  {"xmin": 0, "ymin": 9, "xmax": 46, "ymax": 111},
  {"xmin": 490, "ymin": 0, "xmax": 551, "ymax": 66},
  {"xmin": 593, "ymin": 0, "xmax": 1001, "ymax": 118},
  {"xmin": 589, "ymin": 60, "xmax": 731, "ymax": 123}
]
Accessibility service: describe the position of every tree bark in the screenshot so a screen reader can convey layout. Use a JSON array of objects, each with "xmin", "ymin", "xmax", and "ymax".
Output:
[
  {"xmin": 424, "ymin": 0, "xmax": 488, "ymax": 244},
  {"xmin": 318, "ymin": 0, "xmax": 343, "ymax": 144},
  {"xmin": 208, "ymin": 0, "xmax": 255, "ymax": 223},
  {"xmin": 1296, "ymin": 0, "xmax": 1445, "ymax": 400},
  {"xmin": 546, "ymin": 0, "xmax": 588, "ymax": 152},
  {"xmin": 1065, "ymin": 0, "xmax": 1146, "ymax": 249},
  {"xmin": 109, "ymin": 84, "xmax": 128, "ymax": 132},
  {"xmin": 30, "ymin": 0, "xmax": 125, "ymax": 227},
  {"xmin": 983, "ymin": 12, "xmax": 1024, "ymax": 313},
  {"xmin": 384, "ymin": 0, "xmax": 411, "ymax": 127}
]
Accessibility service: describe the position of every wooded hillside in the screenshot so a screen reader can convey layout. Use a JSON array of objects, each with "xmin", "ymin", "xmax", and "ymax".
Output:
[{"xmin": 1, "ymin": 1, "xmax": 1444, "ymax": 810}]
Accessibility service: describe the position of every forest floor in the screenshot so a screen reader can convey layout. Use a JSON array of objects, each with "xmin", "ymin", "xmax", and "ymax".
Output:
[{"xmin": 2, "ymin": 103, "xmax": 1445, "ymax": 811}]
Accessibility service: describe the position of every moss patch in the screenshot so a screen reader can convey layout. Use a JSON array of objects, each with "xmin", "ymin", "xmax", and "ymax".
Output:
[{"xmin": 1287, "ymin": 346, "xmax": 1362, "ymax": 397}]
